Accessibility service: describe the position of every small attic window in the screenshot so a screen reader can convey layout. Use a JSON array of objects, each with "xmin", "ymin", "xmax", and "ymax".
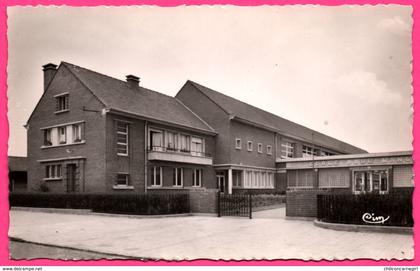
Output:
[{"xmin": 54, "ymin": 93, "xmax": 69, "ymax": 113}]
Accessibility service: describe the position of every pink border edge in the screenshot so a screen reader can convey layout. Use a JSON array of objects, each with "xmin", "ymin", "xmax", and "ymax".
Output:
[{"xmin": 0, "ymin": 0, "xmax": 417, "ymax": 267}]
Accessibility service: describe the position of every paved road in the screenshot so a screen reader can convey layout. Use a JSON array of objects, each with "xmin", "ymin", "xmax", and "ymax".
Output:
[
  {"xmin": 10, "ymin": 240, "xmax": 127, "ymax": 260},
  {"xmin": 9, "ymin": 208, "xmax": 413, "ymax": 260}
]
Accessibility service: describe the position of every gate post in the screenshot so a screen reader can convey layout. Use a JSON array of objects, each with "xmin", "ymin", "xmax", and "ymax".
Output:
[
  {"xmin": 249, "ymin": 194, "xmax": 252, "ymax": 219},
  {"xmin": 217, "ymin": 191, "xmax": 221, "ymax": 217}
]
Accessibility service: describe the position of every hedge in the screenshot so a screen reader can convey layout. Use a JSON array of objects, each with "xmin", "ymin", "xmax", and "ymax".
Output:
[
  {"xmin": 317, "ymin": 191, "xmax": 413, "ymax": 227},
  {"xmin": 9, "ymin": 193, "xmax": 190, "ymax": 215}
]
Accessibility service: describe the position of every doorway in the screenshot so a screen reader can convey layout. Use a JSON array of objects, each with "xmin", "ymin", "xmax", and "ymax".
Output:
[
  {"xmin": 66, "ymin": 164, "xmax": 78, "ymax": 193},
  {"xmin": 216, "ymin": 174, "xmax": 225, "ymax": 193}
]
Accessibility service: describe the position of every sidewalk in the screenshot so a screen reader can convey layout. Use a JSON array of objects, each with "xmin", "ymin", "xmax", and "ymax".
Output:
[{"xmin": 9, "ymin": 208, "xmax": 413, "ymax": 260}]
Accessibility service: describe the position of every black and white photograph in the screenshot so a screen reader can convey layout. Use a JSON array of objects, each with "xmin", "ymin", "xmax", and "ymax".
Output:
[{"xmin": 6, "ymin": 5, "xmax": 414, "ymax": 261}]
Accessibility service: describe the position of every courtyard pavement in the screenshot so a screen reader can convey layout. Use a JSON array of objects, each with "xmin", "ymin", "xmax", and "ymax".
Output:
[{"xmin": 8, "ymin": 208, "xmax": 413, "ymax": 261}]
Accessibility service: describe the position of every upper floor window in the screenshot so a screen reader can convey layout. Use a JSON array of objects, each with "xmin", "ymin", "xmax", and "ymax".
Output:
[
  {"xmin": 44, "ymin": 129, "xmax": 52, "ymax": 146},
  {"xmin": 149, "ymin": 129, "xmax": 163, "ymax": 151},
  {"xmin": 116, "ymin": 121, "xmax": 129, "ymax": 156},
  {"xmin": 72, "ymin": 123, "xmax": 83, "ymax": 143},
  {"xmin": 320, "ymin": 150, "xmax": 333, "ymax": 156},
  {"xmin": 281, "ymin": 142, "xmax": 294, "ymax": 158},
  {"xmin": 42, "ymin": 122, "xmax": 85, "ymax": 148},
  {"xmin": 55, "ymin": 93, "xmax": 69, "ymax": 112},
  {"xmin": 257, "ymin": 143, "xmax": 263, "ymax": 153},
  {"xmin": 58, "ymin": 126, "xmax": 67, "ymax": 144},
  {"xmin": 192, "ymin": 169, "xmax": 202, "ymax": 187},
  {"xmin": 179, "ymin": 134, "xmax": 190, "ymax": 152},
  {"xmin": 235, "ymin": 138, "xmax": 242, "ymax": 149},
  {"xmin": 267, "ymin": 145, "xmax": 272, "ymax": 155},
  {"xmin": 173, "ymin": 168, "xmax": 183, "ymax": 187},
  {"xmin": 302, "ymin": 145, "xmax": 319, "ymax": 158},
  {"xmin": 247, "ymin": 141, "xmax": 253, "ymax": 152},
  {"xmin": 166, "ymin": 131, "xmax": 178, "ymax": 151},
  {"xmin": 191, "ymin": 137, "xmax": 204, "ymax": 156}
]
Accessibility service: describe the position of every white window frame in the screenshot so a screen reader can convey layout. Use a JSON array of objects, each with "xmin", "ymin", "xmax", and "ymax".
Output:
[
  {"xmin": 58, "ymin": 126, "xmax": 67, "ymax": 144},
  {"xmin": 44, "ymin": 164, "xmax": 62, "ymax": 180},
  {"xmin": 72, "ymin": 123, "xmax": 83, "ymax": 143},
  {"xmin": 173, "ymin": 168, "xmax": 183, "ymax": 187},
  {"xmin": 166, "ymin": 131, "xmax": 178, "ymax": 151},
  {"xmin": 54, "ymin": 93, "xmax": 69, "ymax": 113},
  {"xmin": 267, "ymin": 145, "xmax": 272, "ymax": 155},
  {"xmin": 150, "ymin": 166, "xmax": 163, "ymax": 187},
  {"xmin": 116, "ymin": 121, "xmax": 129, "ymax": 156},
  {"xmin": 115, "ymin": 173, "xmax": 130, "ymax": 186},
  {"xmin": 235, "ymin": 138, "xmax": 242, "ymax": 150},
  {"xmin": 247, "ymin": 141, "xmax": 253, "ymax": 152},
  {"xmin": 192, "ymin": 169, "xmax": 202, "ymax": 187},
  {"xmin": 281, "ymin": 142, "xmax": 295, "ymax": 158},
  {"xmin": 191, "ymin": 136, "xmax": 205, "ymax": 156},
  {"xmin": 352, "ymin": 169, "xmax": 389, "ymax": 195},
  {"xmin": 44, "ymin": 128, "xmax": 52, "ymax": 146},
  {"xmin": 257, "ymin": 143, "xmax": 263, "ymax": 153}
]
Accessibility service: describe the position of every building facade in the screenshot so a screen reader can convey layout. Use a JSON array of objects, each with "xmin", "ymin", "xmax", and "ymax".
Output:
[
  {"xmin": 278, "ymin": 151, "xmax": 413, "ymax": 194},
  {"xmin": 26, "ymin": 62, "xmax": 366, "ymax": 194},
  {"xmin": 176, "ymin": 81, "xmax": 366, "ymax": 194}
]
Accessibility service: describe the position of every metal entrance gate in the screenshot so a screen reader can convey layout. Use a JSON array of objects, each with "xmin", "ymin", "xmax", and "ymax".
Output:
[{"xmin": 217, "ymin": 192, "xmax": 252, "ymax": 219}]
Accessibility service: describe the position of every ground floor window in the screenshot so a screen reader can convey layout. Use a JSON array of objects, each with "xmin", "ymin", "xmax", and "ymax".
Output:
[
  {"xmin": 115, "ymin": 173, "xmax": 130, "ymax": 186},
  {"xmin": 243, "ymin": 170, "xmax": 274, "ymax": 188},
  {"xmin": 150, "ymin": 166, "xmax": 162, "ymax": 187},
  {"xmin": 232, "ymin": 171, "xmax": 242, "ymax": 187},
  {"xmin": 173, "ymin": 168, "xmax": 183, "ymax": 187},
  {"xmin": 45, "ymin": 164, "xmax": 62, "ymax": 180},
  {"xmin": 192, "ymin": 169, "xmax": 202, "ymax": 187},
  {"xmin": 353, "ymin": 169, "xmax": 388, "ymax": 194},
  {"xmin": 287, "ymin": 169, "xmax": 314, "ymax": 188}
]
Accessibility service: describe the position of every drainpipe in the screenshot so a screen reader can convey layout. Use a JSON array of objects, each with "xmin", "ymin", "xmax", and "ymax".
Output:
[{"xmin": 144, "ymin": 121, "xmax": 148, "ymax": 194}]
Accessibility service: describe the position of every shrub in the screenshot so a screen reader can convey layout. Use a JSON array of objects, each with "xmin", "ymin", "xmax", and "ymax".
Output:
[
  {"xmin": 9, "ymin": 193, "xmax": 190, "ymax": 215},
  {"xmin": 317, "ymin": 191, "xmax": 413, "ymax": 227}
]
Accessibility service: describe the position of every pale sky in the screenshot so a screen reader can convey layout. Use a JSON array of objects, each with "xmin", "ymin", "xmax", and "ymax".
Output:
[{"xmin": 7, "ymin": 5, "xmax": 413, "ymax": 156}]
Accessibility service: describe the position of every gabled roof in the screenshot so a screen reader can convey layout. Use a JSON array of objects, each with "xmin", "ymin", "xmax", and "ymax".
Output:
[
  {"xmin": 185, "ymin": 80, "xmax": 367, "ymax": 154},
  {"xmin": 61, "ymin": 62, "xmax": 216, "ymax": 134}
]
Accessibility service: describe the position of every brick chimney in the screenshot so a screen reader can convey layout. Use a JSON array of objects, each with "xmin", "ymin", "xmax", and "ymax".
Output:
[
  {"xmin": 126, "ymin": 74, "xmax": 140, "ymax": 88},
  {"xmin": 42, "ymin": 63, "xmax": 58, "ymax": 91}
]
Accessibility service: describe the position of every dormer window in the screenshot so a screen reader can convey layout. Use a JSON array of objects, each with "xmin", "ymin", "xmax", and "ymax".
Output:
[{"xmin": 55, "ymin": 93, "xmax": 69, "ymax": 113}]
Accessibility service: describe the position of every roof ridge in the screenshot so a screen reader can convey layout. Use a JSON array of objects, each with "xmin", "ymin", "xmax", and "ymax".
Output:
[
  {"xmin": 61, "ymin": 62, "xmax": 107, "ymax": 107},
  {"xmin": 188, "ymin": 80, "xmax": 314, "ymax": 131},
  {"xmin": 62, "ymin": 61, "xmax": 176, "ymax": 100},
  {"xmin": 187, "ymin": 80, "xmax": 366, "ymax": 153}
]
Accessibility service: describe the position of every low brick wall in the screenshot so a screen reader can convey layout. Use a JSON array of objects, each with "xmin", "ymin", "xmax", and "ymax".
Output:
[
  {"xmin": 286, "ymin": 189, "xmax": 329, "ymax": 218},
  {"xmin": 189, "ymin": 189, "xmax": 218, "ymax": 213},
  {"xmin": 148, "ymin": 188, "xmax": 218, "ymax": 214}
]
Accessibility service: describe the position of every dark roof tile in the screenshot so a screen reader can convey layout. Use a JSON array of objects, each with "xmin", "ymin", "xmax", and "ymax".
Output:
[{"xmin": 62, "ymin": 62, "xmax": 215, "ymax": 134}]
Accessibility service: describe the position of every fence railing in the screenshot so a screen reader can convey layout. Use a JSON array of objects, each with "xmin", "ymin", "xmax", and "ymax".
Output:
[
  {"xmin": 218, "ymin": 192, "xmax": 252, "ymax": 219},
  {"xmin": 317, "ymin": 192, "xmax": 413, "ymax": 227},
  {"xmin": 148, "ymin": 145, "xmax": 212, "ymax": 158}
]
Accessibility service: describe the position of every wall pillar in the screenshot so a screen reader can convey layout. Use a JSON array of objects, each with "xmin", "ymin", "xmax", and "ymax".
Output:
[{"xmin": 228, "ymin": 168, "xmax": 233, "ymax": 194}]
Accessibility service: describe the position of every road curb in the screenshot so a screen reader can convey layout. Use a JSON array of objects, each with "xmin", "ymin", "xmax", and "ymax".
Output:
[
  {"xmin": 11, "ymin": 207, "xmax": 193, "ymax": 219},
  {"xmin": 313, "ymin": 219, "xmax": 413, "ymax": 235},
  {"xmin": 9, "ymin": 236, "xmax": 150, "ymax": 260}
]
